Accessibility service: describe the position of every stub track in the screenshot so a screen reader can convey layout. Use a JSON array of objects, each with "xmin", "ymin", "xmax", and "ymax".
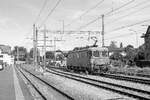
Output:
[
  {"xmin": 16, "ymin": 66, "xmax": 74, "ymax": 100},
  {"xmin": 47, "ymin": 68, "xmax": 150, "ymax": 100},
  {"xmin": 101, "ymin": 73, "xmax": 150, "ymax": 85}
]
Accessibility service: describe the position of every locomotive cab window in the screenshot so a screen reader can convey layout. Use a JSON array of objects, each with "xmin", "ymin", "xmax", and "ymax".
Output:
[
  {"xmin": 102, "ymin": 51, "xmax": 108, "ymax": 57},
  {"xmin": 93, "ymin": 50, "xmax": 100, "ymax": 57}
]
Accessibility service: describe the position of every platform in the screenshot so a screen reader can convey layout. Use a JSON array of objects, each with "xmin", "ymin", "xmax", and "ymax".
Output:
[{"xmin": 0, "ymin": 65, "xmax": 34, "ymax": 100}]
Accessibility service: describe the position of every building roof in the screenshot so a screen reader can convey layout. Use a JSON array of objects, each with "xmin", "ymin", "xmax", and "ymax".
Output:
[{"xmin": 141, "ymin": 26, "xmax": 150, "ymax": 38}]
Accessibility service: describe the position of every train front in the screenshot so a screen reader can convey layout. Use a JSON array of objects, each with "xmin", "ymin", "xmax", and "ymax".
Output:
[{"xmin": 89, "ymin": 47, "xmax": 110, "ymax": 73}]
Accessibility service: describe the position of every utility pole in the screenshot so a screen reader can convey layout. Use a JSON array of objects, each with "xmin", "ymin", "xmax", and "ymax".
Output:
[
  {"xmin": 101, "ymin": 14, "xmax": 105, "ymax": 47},
  {"xmin": 35, "ymin": 27, "xmax": 38, "ymax": 67},
  {"xmin": 43, "ymin": 25, "xmax": 47, "ymax": 71},
  {"xmin": 54, "ymin": 37, "xmax": 56, "ymax": 62},
  {"xmin": 88, "ymin": 31, "xmax": 91, "ymax": 41},
  {"xmin": 129, "ymin": 29, "xmax": 139, "ymax": 48},
  {"xmin": 62, "ymin": 20, "xmax": 64, "ymax": 34},
  {"xmin": 17, "ymin": 47, "xmax": 19, "ymax": 62},
  {"xmin": 33, "ymin": 24, "xmax": 36, "ymax": 67}
]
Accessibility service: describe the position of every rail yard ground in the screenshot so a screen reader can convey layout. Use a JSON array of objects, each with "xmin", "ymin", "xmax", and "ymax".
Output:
[{"xmin": 17, "ymin": 64, "xmax": 150, "ymax": 100}]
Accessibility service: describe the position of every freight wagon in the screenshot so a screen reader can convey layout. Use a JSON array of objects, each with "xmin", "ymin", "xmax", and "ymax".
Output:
[{"xmin": 67, "ymin": 47, "xmax": 110, "ymax": 74}]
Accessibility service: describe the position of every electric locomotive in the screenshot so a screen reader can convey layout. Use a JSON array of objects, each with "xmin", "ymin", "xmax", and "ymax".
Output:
[{"xmin": 67, "ymin": 46, "xmax": 110, "ymax": 73}]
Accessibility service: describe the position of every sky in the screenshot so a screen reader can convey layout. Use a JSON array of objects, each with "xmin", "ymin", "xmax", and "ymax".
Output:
[{"xmin": 0, "ymin": 0, "xmax": 150, "ymax": 52}]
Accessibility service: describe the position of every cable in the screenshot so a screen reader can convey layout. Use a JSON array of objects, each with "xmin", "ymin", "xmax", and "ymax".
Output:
[
  {"xmin": 105, "ymin": 0, "xmax": 135, "ymax": 16},
  {"xmin": 109, "ymin": 0, "xmax": 149, "ymax": 17},
  {"xmin": 66, "ymin": 0, "xmax": 104, "ymax": 27},
  {"xmin": 34, "ymin": 0, "xmax": 48, "ymax": 25},
  {"xmin": 106, "ymin": 2, "xmax": 150, "ymax": 25},
  {"xmin": 39, "ymin": 0, "xmax": 62, "ymax": 28},
  {"xmin": 77, "ymin": 17, "xmax": 101, "ymax": 30},
  {"xmin": 76, "ymin": 0, "xmax": 135, "ymax": 30},
  {"xmin": 106, "ymin": 18, "xmax": 150, "ymax": 33}
]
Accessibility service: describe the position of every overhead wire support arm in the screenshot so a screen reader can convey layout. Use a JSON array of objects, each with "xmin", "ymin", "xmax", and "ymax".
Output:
[{"xmin": 33, "ymin": 24, "xmax": 36, "ymax": 67}]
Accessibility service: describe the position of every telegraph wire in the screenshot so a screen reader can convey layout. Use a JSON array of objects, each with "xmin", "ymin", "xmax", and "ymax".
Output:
[
  {"xmin": 34, "ymin": 0, "xmax": 48, "ymax": 25},
  {"xmin": 105, "ymin": 0, "xmax": 135, "ymax": 16},
  {"xmin": 106, "ymin": 18, "xmax": 150, "ymax": 33},
  {"xmin": 109, "ymin": 0, "xmax": 149, "ymax": 17},
  {"xmin": 66, "ymin": 0, "xmax": 104, "ymax": 27},
  {"xmin": 76, "ymin": 0, "xmax": 135, "ymax": 30},
  {"xmin": 77, "ymin": 17, "xmax": 101, "ymax": 30},
  {"xmin": 39, "ymin": 0, "xmax": 62, "ymax": 28},
  {"xmin": 106, "ymin": 2, "xmax": 150, "ymax": 25}
]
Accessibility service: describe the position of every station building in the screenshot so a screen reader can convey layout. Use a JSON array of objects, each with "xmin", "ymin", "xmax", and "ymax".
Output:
[{"xmin": 0, "ymin": 45, "xmax": 14, "ymax": 65}]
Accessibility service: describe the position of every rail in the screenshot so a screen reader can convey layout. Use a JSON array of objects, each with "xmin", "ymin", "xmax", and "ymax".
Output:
[{"xmin": 47, "ymin": 68, "xmax": 150, "ymax": 100}]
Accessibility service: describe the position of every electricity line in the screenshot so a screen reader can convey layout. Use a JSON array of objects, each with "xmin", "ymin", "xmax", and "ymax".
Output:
[
  {"xmin": 106, "ymin": 18, "xmax": 150, "ymax": 33},
  {"xmin": 76, "ymin": 0, "xmax": 135, "ymax": 30},
  {"xmin": 77, "ymin": 17, "xmax": 101, "ymax": 30},
  {"xmin": 106, "ymin": 2, "xmax": 150, "ymax": 25},
  {"xmin": 34, "ymin": 0, "xmax": 48, "ymax": 25},
  {"xmin": 66, "ymin": 0, "xmax": 104, "ymax": 27},
  {"xmin": 39, "ymin": 0, "xmax": 62, "ymax": 28},
  {"xmin": 105, "ymin": 0, "xmax": 135, "ymax": 16},
  {"xmin": 109, "ymin": 0, "xmax": 149, "ymax": 17}
]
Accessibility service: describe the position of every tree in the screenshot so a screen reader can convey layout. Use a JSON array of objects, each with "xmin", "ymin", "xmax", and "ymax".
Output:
[
  {"xmin": 134, "ymin": 44, "xmax": 145, "ymax": 61},
  {"xmin": 109, "ymin": 41, "xmax": 117, "ymax": 49},
  {"xmin": 12, "ymin": 46, "xmax": 28, "ymax": 61},
  {"xmin": 124, "ymin": 45, "xmax": 136, "ymax": 65},
  {"xmin": 120, "ymin": 42, "xmax": 123, "ymax": 48},
  {"xmin": 110, "ymin": 52, "xmax": 123, "ymax": 60},
  {"xmin": 56, "ymin": 54, "xmax": 64, "ymax": 61},
  {"xmin": 29, "ymin": 48, "xmax": 40, "ymax": 62},
  {"xmin": 29, "ymin": 48, "xmax": 34, "ymax": 58}
]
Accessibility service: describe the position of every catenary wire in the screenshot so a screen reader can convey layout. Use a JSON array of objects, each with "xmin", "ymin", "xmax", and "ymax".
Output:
[
  {"xmin": 65, "ymin": 0, "xmax": 104, "ymax": 27},
  {"xmin": 76, "ymin": 0, "xmax": 135, "ymax": 30},
  {"xmin": 34, "ymin": 0, "xmax": 48, "ymax": 25},
  {"xmin": 106, "ymin": 18, "xmax": 150, "ymax": 34},
  {"xmin": 106, "ymin": 1, "xmax": 150, "ymax": 25},
  {"xmin": 39, "ymin": 0, "xmax": 62, "ymax": 28}
]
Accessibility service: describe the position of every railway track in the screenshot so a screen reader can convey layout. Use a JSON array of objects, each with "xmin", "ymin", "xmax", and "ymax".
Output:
[
  {"xmin": 136, "ymin": 73, "xmax": 150, "ymax": 78},
  {"xmin": 101, "ymin": 73, "xmax": 150, "ymax": 85},
  {"xmin": 16, "ymin": 66, "xmax": 74, "ymax": 100},
  {"xmin": 47, "ymin": 68, "xmax": 150, "ymax": 100},
  {"xmin": 16, "ymin": 66, "xmax": 47, "ymax": 100}
]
